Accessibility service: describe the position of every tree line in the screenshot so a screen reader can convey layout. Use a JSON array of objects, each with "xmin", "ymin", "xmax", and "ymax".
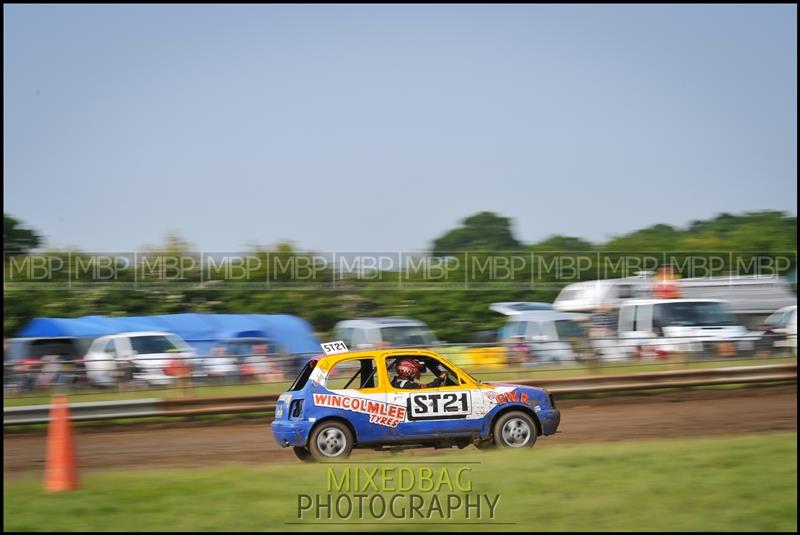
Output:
[{"xmin": 3, "ymin": 211, "xmax": 796, "ymax": 341}]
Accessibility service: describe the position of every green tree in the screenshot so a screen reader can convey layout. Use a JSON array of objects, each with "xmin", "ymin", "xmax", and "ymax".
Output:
[
  {"xmin": 4, "ymin": 214, "xmax": 42, "ymax": 255},
  {"xmin": 530, "ymin": 235, "xmax": 595, "ymax": 252},
  {"xmin": 431, "ymin": 212, "xmax": 521, "ymax": 255}
]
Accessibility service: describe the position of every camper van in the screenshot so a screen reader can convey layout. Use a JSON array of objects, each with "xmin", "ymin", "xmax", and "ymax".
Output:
[{"xmin": 554, "ymin": 274, "xmax": 796, "ymax": 329}]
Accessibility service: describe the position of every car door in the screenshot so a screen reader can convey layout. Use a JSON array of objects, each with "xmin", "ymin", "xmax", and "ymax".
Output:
[
  {"xmin": 317, "ymin": 356, "xmax": 391, "ymax": 443},
  {"xmin": 385, "ymin": 353, "xmax": 484, "ymax": 439}
]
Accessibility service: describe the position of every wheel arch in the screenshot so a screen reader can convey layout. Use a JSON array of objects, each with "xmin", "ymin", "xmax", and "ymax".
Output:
[{"xmin": 489, "ymin": 404, "xmax": 542, "ymax": 437}]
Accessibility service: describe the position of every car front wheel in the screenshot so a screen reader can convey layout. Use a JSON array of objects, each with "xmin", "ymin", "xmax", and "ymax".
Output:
[
  {"xmin": 308, "ymin": 421, "xmax": 353, "ymax": 461},
  {"xmin": 493, "ymin": 411, "xmax": 537, "ymax": 448}
]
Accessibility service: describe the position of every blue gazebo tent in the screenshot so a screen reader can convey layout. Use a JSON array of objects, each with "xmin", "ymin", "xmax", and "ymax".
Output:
[{"xmin": 17, "ymin": 313, "xmax": 321, "ymax": 358}]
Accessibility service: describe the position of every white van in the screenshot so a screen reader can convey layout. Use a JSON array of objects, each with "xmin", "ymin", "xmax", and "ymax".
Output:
[
  {"xmin": 498, "ymin": 310, "xmax": 589, "ymax": 364},
  {"xmin": 83, "ymin": 331, "xmax": 197, "ymax": 386},
  {"xmin": 616, "ymin": 298, "xmax": 756, "ymax": 358},
  {"xmin": 490, "ymin": 303, "xmax": 590, "ymax": 364}
]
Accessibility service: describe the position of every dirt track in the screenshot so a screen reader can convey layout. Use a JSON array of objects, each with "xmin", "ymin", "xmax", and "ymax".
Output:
[{"xmin": 4, "ymin": 385, "xmax": 796, "ymax": 477}]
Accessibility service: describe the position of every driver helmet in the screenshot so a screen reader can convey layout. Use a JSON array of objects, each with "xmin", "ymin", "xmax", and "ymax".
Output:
[{"xmin": 396, "ymin": 358, "xmax": 422, "ymax": 381}]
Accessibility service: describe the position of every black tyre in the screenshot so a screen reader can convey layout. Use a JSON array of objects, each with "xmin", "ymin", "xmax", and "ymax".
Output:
[
  {"xmin": 308, "ymin": 421, "xmax": 353, "ymax": 461},
  {"xmin": 492, "ymin": 411, "xmax": 537, "ymax": 448},
  {"xmin": 293, "ymin": 446, "xmax": 316, "ymax": 463}
]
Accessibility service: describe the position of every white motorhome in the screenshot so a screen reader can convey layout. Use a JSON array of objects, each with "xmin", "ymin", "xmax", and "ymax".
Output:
[{"xmin": 554, "ymin": 275, "xmax": 796, "ymax": 328}]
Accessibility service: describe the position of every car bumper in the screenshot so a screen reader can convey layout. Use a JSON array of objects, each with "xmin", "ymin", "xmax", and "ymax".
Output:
[
  {"xmin": 538, "ymin": 408, "xmax": 560, "ymax": 436},
  {"xmin": 271, "ymin": 419, "xmax": 314, "ymax": 448}
]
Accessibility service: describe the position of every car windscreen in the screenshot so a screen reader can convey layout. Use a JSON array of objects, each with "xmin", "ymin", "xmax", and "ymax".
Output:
[
  {"xmin": 26, "ymin": 339, "xmax": 79, "ymax": 359},
  {"xmin": 765, "ymin": 310, "xmax": 790, "ymax": 329},
  {"xmin": 653, "ymin": 302, "xmax": 737, "ymax": 327},
  {"xmin": 379, "ymin": 326, "xmax": 437, "ymax": 347},
  {"xmin": 130, "ymin": 335, "xmax": 180, "ymax": 354},
  {"xmin": 554, "ymin": 320, "xmax": 586, "ymax": 339}
]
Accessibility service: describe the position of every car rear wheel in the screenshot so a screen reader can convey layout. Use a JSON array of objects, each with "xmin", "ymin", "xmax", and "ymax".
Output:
[
  {"xmin": 292, "ymin": 447, "xmax": 315, "ymax": 463},
  {"xmin": 308, "ymin": 421, "xmax": 353, "ymax": 461},
  {"xmin": 493, "ymin": 411, "xmax": 537, "ymax": 448}
]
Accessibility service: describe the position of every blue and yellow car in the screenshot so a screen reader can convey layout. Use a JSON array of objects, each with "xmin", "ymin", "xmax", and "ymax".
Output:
[{"xmin": 271, "ymin": 345, "xmax": 560, "ymax": 461}]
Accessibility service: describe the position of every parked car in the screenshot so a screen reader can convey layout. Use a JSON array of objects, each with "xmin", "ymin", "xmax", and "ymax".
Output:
[
  {"xmin": 272, "ymin": 346, "xmax": 560, "ymax": 461},
  {"xmin": 497, "ymin": 310, "xmax": 590, "ymax": 365},
  {"xmin": 4, "ymin": 337, "xmax": 91, "ymax": 391},
  {"xmin": 83, "ymin": 331, "xmax": 197, "ymax": 386},
  {"xmin": 332, "ymin": 317, "xmax": 439, "ymax": 349},
  {"xmin": 758, "ymin": 305, "xmax": 797, "ymax": 356},
  {"xmin": 205, "ymin": 337, "xmax": 286, "ymax": 382},
  {"xmin": 615, "ymin": 298, "xmax": 757, "ymax": 359}
]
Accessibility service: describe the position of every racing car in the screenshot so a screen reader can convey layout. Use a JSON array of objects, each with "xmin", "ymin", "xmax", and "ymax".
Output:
[{"xmin": 271, "ymin": 342, "xmax": 560, "ymax": 461}]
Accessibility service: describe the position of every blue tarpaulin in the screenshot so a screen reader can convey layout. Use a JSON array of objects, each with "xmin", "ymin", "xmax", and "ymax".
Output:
[{"xmin": 18, "ymin": 313, "xmax": 322, "ymax": 357}]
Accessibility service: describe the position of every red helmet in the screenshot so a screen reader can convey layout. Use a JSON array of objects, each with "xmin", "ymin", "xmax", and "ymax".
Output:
[{"xmin": 396, "ymin": 359, "xmax": 422, "ymax": 381}]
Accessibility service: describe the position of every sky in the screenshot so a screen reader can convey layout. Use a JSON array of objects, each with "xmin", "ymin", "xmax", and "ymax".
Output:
[{"xmin": 3, "ymin": 4, "xmax": 797, "ymax": 252}]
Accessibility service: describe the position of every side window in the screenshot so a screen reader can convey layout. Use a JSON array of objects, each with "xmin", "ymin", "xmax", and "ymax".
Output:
[
  {"xmin": 506, "ymin": 321, "xmax": 526, "ymax": 338},
  {"xmin": 325, "ymin": 358, "xmax": 379, "ymax": 391},
  {"xmin": 652, "ymin": 304, "xmax": 668, "ymax": 333},
  {"xmin": 104, "ymin": 339, "xmax": 117, "ymax": 354},
  {"xmin": 386, "ymin": 355, "xmax": 462, "ymax": 388},
  {"xmin": 526, "ymin": 322, "xmax": 542, "ymax": 340},
  {"xmin": 541, "ymin": 322, "xmax": 558, "ymax": 341},
  {"xmin": 351, "ymin": 329, "xmax": 369, "ymax": 348}
]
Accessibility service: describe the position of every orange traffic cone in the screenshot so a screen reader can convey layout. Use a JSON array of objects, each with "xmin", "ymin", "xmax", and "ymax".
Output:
[{"xmin": 44, "ymin": 394, "xmax": 78, "ymax": 491}]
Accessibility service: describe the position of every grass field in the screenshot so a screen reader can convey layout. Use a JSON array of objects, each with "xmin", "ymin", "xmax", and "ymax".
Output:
[
  {"xmin": 4, "ymin": 354, "xmax": 795, "ymax": 408},
  {"xmin": 4, "ymin": 432, "xmax": 797, "ymax": 531}
]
